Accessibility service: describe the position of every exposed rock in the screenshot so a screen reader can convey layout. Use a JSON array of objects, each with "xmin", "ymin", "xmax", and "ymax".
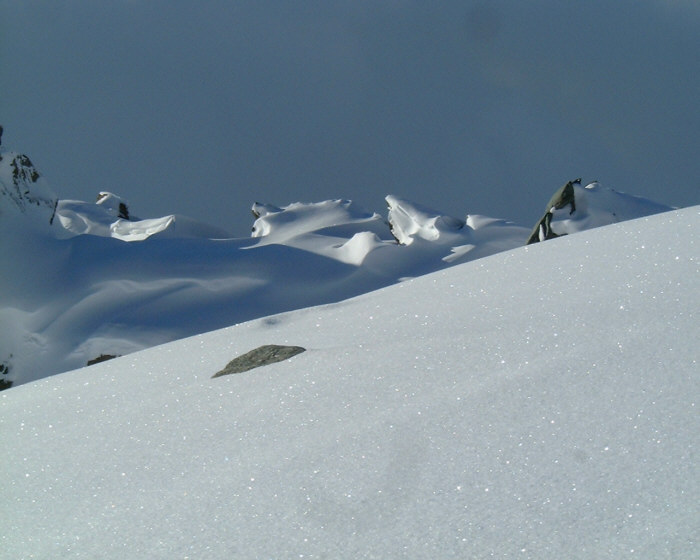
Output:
[
  {"xmin": 212, "ymin": 345, "xmax": 306, "ymax": 377},
  {"xmin": 0, "ymin": 149, "xmax": 58, "ymax": 224},
  {"xmin": 527, "ymin": 179, "xmax": 673, "ymax": 244},
  {"xmin": 527, "ymin": 178, "xmax": 580, "ymax": 244},
  {"xmin": 0, "ymin": 358, "xmax": 12, "ymax": 391},
  {"xmin": 86, "ymin": 354, "xmax": 119, "ymax": 366},
  {"xmin": 96, "ymin": 192, "xmax": 132, "ymax": 220}
]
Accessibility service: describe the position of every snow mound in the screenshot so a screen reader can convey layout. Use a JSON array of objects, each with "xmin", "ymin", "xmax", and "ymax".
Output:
[
  {"xmin": 251, "ymin": 199, "xmax": 387, "ymax": 242},
  {"xmin": 551, "ymin": 180, "xmax": 675, "ymax": 233},
  {"xmin": 528, "ymin": 179, "xmax": 674, "ymax": 243},
  {"xmin": 386, "ymin": 195, "xmax": 465, "ymax": 245},
  {"xmin": 334, "ymin": 231, "xmax": 386, "ymax": 266},
  {"xmin": 57, "ymin": 193, "xmax": 232, "ymax": 240},
  {"xmin": 96, "ymin": 191, "xmax": 131, "ymax": 219}
]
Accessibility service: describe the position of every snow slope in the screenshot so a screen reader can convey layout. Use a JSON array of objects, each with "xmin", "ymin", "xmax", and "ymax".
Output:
[
  {"xmin": 1, "ymin": 207, "xmax": 697, "ymax": 559},
  {"xmin": 1, "ymin": 145, "xmax": 677, "ymax": 387}
]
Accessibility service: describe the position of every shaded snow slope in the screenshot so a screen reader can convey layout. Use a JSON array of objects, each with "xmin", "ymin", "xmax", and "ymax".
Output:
[{"xmin": 1, "ymin": 207, "xmax": 697, "ymax": 559}]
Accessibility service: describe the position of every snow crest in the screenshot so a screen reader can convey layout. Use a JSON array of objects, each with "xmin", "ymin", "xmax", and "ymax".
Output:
[
  {"xmin": 0, "ymin": 144, "xmax": 683, "ymax": 387},
  {"xmin": 549, "ymin": 181, "xmax": 674, "ymax": 235},
  {"xmin": 57, "ymin": 193, "xmax": 232, "ymax": 241},
  {"xmin": 528, "ymin": 179, "xmax": 674, "ymax": 243},
  {"xmin": 251, "ymin": 199, "xmax": 387, "ymax": 242},
  {"xmin": 386, "ymin": 195, "xmax": 465, "ymax": 245}
]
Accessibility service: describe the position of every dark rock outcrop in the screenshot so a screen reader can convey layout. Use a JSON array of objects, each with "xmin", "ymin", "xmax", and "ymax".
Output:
[
  {"xmin": 96, "ymin": 192, "xmax": 131, "ymax": 220},
  {"xmin": 212, "ymin": 344, "xmax": 306, "ymax": 378},
  {"xmin": 86, "ymin": 354, "xmax": 119, "ymax": 366},
  {"xmin": 0, "ymin": 359, "xmax": 12, "ymax": 391},
  {"xmin": 0, "ymin": 147, "xmax": 58, "ymax": 224},
  {"xmin": 527, "ymin": 178, "xmax": 580, "ymax": 244}
]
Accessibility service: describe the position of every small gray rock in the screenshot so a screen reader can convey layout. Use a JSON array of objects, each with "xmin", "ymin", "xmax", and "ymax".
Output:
[{"xmin": 212, "ymin": 344, "xmax": 306, "ymax": 378}]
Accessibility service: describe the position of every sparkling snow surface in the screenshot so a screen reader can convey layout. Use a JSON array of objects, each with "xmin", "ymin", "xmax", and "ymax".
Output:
[{"xmin": 2, "ymin": 207, "xmax": 698, "ymax": 559}]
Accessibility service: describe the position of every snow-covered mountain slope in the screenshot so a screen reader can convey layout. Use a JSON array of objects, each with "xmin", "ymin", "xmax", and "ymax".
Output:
[
  {"xmin": 0, "ymin": 147, "xmax": 678, "ymax": 387},
  {"xmin": 1, "ymin": 206, "xmax": 697, "ymax": 559}
]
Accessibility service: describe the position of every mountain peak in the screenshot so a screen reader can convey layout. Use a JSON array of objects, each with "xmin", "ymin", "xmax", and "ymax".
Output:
[{"xmin": 0, "ymin": 146, "xmax": 58, "ymax": 226}]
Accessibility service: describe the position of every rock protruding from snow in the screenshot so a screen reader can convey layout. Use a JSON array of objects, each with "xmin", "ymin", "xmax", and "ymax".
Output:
[
  {"xmin": 527, "ymin": 178, "xmax": 580, "ymax": 243},
  {"xmin": 96, "ymin": 192, "xmax": 131, "ymax": 220},
  {"xmin": 212, "ymin": 344, "xmax": 306, "ymax": 377},
  {"xmin": 386, "ymin": 195, "xmax": 465, "ymax": 245},
  {"xmin": 0, "ymin": 150, "xmax": 58, "ymax": 226},
  {"xmin": 528, "ymin": 179, "xmax": 674, "ymax": 243},
  {"xmin": 0, "ymin": 358, "xmax": 12, "ymax": 390}
]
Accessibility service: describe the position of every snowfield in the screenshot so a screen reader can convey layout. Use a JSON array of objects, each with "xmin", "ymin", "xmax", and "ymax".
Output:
[{"xmin": 2, "ymin": 206, "xmax": 698, "ymax": 559}]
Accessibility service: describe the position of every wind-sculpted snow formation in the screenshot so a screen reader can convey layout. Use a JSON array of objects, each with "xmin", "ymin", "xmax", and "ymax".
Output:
[
  {"xmin": 57, "ymin": 191, "xmax": 233, "ymax": 241},
  {"xmin": 0, "ymin": 146, "xmax": 677, "ymax": 386}
]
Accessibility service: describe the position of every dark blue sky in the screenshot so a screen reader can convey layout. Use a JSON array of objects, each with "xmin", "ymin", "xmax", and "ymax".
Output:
[{"xmin": 2, "ymin": 1, "xmax": 698, "ymax": 235}]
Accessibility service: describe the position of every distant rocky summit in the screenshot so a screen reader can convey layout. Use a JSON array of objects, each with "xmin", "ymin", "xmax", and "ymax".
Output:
[{"xmin": 0, "ymin": 146, "xmax": 58, "ymax": 226}]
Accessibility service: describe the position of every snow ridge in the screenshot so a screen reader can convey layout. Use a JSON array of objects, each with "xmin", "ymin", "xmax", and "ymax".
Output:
[{"xmin": 0, "ymin": 146, "xmax": 679, "ymax": 387}]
